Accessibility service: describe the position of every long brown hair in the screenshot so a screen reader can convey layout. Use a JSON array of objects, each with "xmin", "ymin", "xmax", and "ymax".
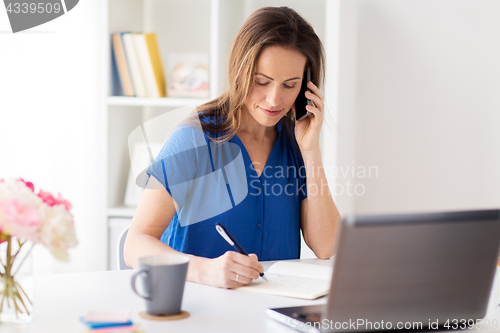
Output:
[{"xmin": 194, "ymin": 6, "xmax": 325, "ymax": 146}]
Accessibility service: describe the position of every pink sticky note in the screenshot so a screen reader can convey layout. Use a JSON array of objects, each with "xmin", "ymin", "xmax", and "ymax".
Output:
[
  {"xmin": 84, "ymin": 310, "xmax": 132, "ymax": 323},
  {"xmin": 92, "ymin": 325, "xmax": 137, "ymax": 333}
]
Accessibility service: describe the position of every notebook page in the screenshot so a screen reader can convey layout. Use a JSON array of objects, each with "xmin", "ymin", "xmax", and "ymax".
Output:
[
  {"xmin": 237, "ymin": 273, "xmax": 330, "ymax": 299},
  {"xmin": 267, "ymin": 262, "xmax": 333, "ymax": 281}
]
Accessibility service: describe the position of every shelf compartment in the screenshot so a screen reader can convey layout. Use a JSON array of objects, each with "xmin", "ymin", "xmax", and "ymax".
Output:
[
  {"xmin": 107, "ymin": 206, "xmax": 137, "ymax": 218},
  {"xmin": 107, "ymin": 96, "xmax": 210, "ymax": 107}
]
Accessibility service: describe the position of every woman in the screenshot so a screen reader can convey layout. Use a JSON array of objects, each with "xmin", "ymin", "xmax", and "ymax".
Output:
[{"xmin": 124, "ymin": 6, "xmax": 341, "ymax": 289}]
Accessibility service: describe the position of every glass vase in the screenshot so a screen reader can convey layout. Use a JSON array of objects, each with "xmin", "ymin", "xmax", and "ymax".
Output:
[{"xmin": 0, "ymin": 236, "xmax": 34, "ymax": 324}]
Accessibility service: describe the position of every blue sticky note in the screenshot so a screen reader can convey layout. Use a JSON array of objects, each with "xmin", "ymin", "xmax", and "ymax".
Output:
[{"xmin": 79, "ymin": 317, "xmax": 133, "ymax": 329}]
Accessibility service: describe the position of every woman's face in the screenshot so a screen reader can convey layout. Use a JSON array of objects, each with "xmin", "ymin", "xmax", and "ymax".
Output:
[{"xmin": 244, "ymin": 45, "xmax": 307, "ymax": 129}]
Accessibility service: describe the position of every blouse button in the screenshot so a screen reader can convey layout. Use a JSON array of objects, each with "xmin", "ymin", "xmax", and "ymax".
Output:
[{"xmin": 257, "ymin": 223, "xmax": 262, "ymax": 228}]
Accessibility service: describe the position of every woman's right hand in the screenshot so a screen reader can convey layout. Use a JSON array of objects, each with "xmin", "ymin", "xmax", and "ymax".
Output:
[{"xmin": 198, "ymin": 251, "xmax": 265, "ymax": 289}]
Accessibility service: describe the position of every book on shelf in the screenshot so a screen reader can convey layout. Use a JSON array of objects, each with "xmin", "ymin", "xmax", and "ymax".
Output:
[
  {"xmin": 121, "ymin": 32, "xmax": 147, "ymax": 97},
  {"xmin": 111, "ymin": 33, "xmax": 135, "ymax": 97},
  {"xmin": 111, "ymin": 32, "xmax": 167, "ymax": 98},
  {"xmin": 133, "ymin": 33, "xmax": 166, "ymax": 98}
]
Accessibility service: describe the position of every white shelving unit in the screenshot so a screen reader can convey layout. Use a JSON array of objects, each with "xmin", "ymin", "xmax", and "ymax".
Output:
[
  {"xmin": 104, "ymin": 0, "xmax": 336, "ymax": 268},
  {"xmin": 107, "ymin": 96, "xmax": 211, "ymax": 107}
]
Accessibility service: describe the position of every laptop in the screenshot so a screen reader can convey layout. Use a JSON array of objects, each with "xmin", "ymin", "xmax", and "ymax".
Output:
[{"xmin": 267, "ymin": 209, "xmax": 500, "ymax": 333}]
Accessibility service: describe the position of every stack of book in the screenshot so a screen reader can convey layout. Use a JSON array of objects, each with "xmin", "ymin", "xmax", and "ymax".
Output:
[
  {"xmin": 111, "ymin": 32, "xmax": 166, "ymax": 98},
  {"xmin": 80, "ymin": 310, "xmax": 138, "ymax": 332}
]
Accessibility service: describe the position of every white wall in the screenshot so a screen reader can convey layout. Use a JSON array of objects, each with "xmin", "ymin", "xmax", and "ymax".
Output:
[
  {"xmin": 0, "ymin": 0, "xmax": 107, "ymax": 273},
  {"xmin": 3, "ymin": 0, "xmax": 498, "ymax": 270},
  {"xmin": 336, "ymin": 0, "xmax": 500, "ymax": 215}
]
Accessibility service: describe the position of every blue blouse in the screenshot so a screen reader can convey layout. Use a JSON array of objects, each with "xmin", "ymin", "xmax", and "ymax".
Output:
[{"xmin": 146, "ymin": 117, "xmax": 307, "ymax": 261}]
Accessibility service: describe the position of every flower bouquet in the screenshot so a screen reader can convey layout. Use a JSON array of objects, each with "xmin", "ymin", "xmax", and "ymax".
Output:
[{"xmin": 0, "ymin": 178, "xmax": 78, "ymax": 324}]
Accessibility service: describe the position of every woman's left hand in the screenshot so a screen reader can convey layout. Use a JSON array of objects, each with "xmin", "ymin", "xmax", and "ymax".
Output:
[{"xmin": 293, "ymin": 81, "xmax": 325, "ymax": 154}]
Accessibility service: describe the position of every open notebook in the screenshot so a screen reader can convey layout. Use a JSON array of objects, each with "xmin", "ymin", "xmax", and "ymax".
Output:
[{"xmin": 237, "ymin": 261, "xmax": 333, "ymax": 300}]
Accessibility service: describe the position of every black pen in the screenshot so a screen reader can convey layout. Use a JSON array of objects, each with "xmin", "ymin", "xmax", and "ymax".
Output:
[{"xmin": 215, "ymin": 222, "xmax": 268, "ymax": 281}]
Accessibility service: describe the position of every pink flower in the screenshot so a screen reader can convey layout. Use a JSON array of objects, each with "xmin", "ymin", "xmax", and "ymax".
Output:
[
  {"xmin": 39, "ymin": 204, "xmax": 78, "ymax": 262},
  {"xmin": 0, "ymin": 199, "xmax": 42, "ymax": 242},
  {"xmin": 38, "ymin": 190, "xmax": 72, "ymax": 211},
  {"xmin": 0, "ymin": 178, "xmax": 78, "ymax": 261},
  {"xmin": 18, "ymin": 178, "xmax": 34, "ymax": 192}
]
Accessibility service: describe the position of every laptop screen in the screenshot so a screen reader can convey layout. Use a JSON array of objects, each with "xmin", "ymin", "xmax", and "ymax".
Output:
[{"xmin": 323, "ymin": 209, "xmax": 500, "ymax": 331}]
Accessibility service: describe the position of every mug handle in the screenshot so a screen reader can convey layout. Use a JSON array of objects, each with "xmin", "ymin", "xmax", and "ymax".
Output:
[{"xmin": 131, "ymin": 269, "xmax": 152, "ymax": 300}]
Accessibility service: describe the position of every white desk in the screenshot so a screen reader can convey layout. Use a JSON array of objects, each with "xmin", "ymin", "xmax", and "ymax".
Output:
[
  {"xmin": 1, "ymin": 259, "xmax": 330, "ymax": 333},
  {"xmin": 2, "ymin": 258, "xmax": 500, "ymax": 333}
]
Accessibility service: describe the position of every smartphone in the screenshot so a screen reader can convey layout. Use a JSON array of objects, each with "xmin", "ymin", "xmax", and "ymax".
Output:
[{"xmin": 295, "ymin": 65, "xmax": 312, "ymax": 121}]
